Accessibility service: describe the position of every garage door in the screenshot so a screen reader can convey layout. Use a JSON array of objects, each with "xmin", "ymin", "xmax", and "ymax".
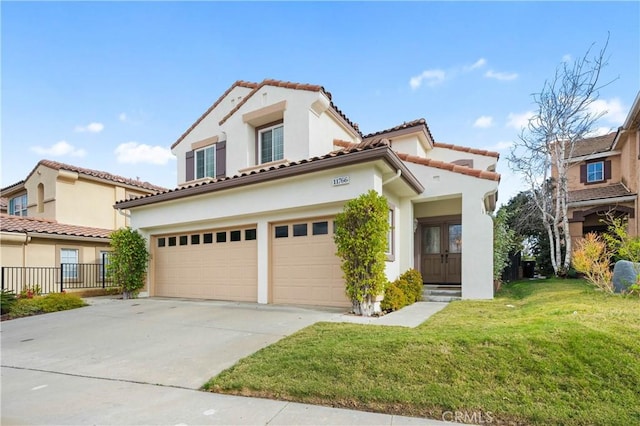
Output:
[
  {"xmin": 153, "ymin": 226, "xmax": 257, "ymax": 302},
  {"xmin": 271, "ymin": 218, "xmax": 349, "ymax": 307}
]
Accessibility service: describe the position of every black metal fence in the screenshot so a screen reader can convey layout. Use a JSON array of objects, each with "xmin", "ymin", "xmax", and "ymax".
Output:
[{"xmin": 1, "ymin": 263, "xmax": 113, "ymax": 295}]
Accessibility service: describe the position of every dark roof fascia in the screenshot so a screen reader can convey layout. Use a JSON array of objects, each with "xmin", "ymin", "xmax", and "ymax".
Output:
[
  {"xmin": 115, "ymin": 146, "xmax": 424, "ymax": 210},
  {"xmin": 0, "ymin": 180, "xmax": 26, "ymax": 195}
]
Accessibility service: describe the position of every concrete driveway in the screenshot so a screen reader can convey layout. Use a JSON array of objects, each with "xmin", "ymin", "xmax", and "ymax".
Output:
[{"xmin": 1, "ymin": 297, "xmax": 345, "ymax": 390}]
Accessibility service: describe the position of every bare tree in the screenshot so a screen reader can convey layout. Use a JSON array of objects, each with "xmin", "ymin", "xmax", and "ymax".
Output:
[{"xmin": 508, "ymin": 37, "xmax": 614, "ymax": 276}]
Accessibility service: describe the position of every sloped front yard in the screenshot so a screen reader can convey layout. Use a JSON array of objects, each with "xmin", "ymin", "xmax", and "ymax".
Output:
[{"xmin": 204, "ymin": 280, "xmax": 640, "ymax": 425}]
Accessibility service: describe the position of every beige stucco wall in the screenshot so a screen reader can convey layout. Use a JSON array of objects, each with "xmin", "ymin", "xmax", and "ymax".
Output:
[{"xmin": 1, "ymin": 235, "xmax": 110, "ymax": 268}]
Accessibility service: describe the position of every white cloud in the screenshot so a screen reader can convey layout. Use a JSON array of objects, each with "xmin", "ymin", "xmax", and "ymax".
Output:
[
  {"xmin": 506, "ymin": 111, "xmax": 535, "ymax": 129},
  {"xmin": 483, "ymin": 141, "xmax": 513, "ymax": 151},
  {"xmin": 588, "ymin": 98, "xmax": 626, "ymax": 124},
  {"xmin": 115, "ymin": 142, "xmax": 174, "ymax": 165},
  {"xmin": 119, "ymin": 113, "xmax": 128, "ymax": 122},
  {"xmin": 468, "ymin": 58, "xmax": 487, "ymax": 70},
  {"xmin": 484, "ymin": 70, "xmax": 518, "ymax": 81},
  {"xmin": 473, "ymin": 115, "xmax": 494, "ymax": 128},
  {"xmin": 562, "ymin": 54, "xmax": 573, "ymax": 63},
  {"xmin": 74, "ymin": 122, "xmax": 104, "ymax": 133},
  {"xmin": 409, "ymin": 69, "xmax": 446, "ymax": 89},
  {"xmin": 31, "ymin": 141, "xmax": 86, "ymax": 157}
]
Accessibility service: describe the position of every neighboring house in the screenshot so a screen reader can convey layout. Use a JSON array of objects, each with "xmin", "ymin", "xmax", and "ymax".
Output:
[
  {"xmin": 566, "ymin": 91, "xmax": 640, "ymax": 243},
  {"xmin": 115, "ymin": 79, "xmax": 500, "ymax": 307},
  {"xmin": 1, "ymin": 160, "xmax": 166, "ymax": 277}
]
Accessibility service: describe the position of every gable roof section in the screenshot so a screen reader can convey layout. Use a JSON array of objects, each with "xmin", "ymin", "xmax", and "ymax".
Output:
[
  {"xmin": 568, "ymin": 183, "xmax": 636, "ymax": 204},
  {"xmin": 567, "ymin": 132, "xmax": 616, "ymax": 158},
  {"xmin": 333, "ymin": 139, "xmax": 500, "ymax": 181},
  {"xmin": 1, "ymin": 160, "xmax": 168, "ymax": 194},
  {"xmin": 216, "ymin": 79, "xmax": 362, "ymax": 134},
  {"xmin": 115, "ymin": 139, "xmax": 424, "ymax": 210},
  {"xmin": 432, "ymin": 142, "xmax": 500, "ymax": 159},
  {"xmin": 1, "ymin": 214, "xmax": 111, "ymax": 239},
  {"xmin": 171, "ymin": 80, "xmax": 259, "ymax": 149},
  {"xmin": 362, "ymin": 118, "xmax": 435, "ymax": 145}
]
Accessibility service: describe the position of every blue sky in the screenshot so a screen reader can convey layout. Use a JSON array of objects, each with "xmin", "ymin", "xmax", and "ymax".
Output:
[{"xmin": 2, "ymin": 2, "xmax": 639, "ymax": 207}]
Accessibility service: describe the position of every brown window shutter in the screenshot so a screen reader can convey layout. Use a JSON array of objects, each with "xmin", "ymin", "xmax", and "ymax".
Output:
[
  {"xmin": 185, "ymin": 150, "xmax": 194, "ymax": 181},
  {"xmin": 216, "ymin": 141, "xmax": 226, "ymax": 178},
  {"xmin": 604, "ymin": 160, "xmax": 611, "ymax": 180},
  {"xmin": 580, "ymin": 164, "xmax": 587, "ymax": 183}
]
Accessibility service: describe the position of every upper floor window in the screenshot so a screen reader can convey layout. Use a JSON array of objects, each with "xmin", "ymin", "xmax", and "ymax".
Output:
[
  {"xmin": 195, "ymin": 145, "xmax": 215, "ymax": 179},
  {"xmin": 259, "ymin": 124, "xmax": 284, "ymax": 164},
  {"xmin": 9, "ymin": 194, "xmax": 28, "ymax": 216},
  {"xmin": 587, "ymin": 161, "xmax": 604, "ymax": 183}
]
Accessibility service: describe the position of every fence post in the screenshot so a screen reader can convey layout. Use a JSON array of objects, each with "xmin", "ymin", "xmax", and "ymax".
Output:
[
  {"xmin": 1, "ymin": 267, "xmax": 4, "ymax": 290},
  {"xmin": 60, "ymin": 264, "xmax": 64, "ymax": 293}
]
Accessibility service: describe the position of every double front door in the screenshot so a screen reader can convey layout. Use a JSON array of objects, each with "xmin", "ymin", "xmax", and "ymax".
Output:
[{"xmin": 420, "ymin": 219, "xmax": 462, "ymax": 284}]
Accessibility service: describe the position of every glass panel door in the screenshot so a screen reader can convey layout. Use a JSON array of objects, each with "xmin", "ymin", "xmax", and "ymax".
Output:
[
  {"xmin": 422, "ymin": 226, "xmax": 441, "ymax": 254},
  {"xmin": 448, "ymin": 224, "xmax": 462, "ymax": 253}
]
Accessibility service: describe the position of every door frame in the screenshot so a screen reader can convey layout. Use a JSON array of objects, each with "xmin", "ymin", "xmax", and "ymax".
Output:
[{"xmin": 414, "ymin": 215, "xmax": 462, "ymax": 285}]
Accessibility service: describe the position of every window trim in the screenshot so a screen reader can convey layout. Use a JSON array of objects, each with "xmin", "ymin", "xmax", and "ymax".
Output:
[
  {"xmin": 386, "ymin": 205, "xmax": 395, "ymax": 262},
  {"xmin": 194, "ymin": 144, "xmax": 216, "ymax": 179},
  {"xmin": 9, "ymin": 194, "xmax": 28, "ymax": 216},
  {"xmin": 586, "ymin": 161, "xmax": 604, "ymax": 183},
  {"xmin": 256, "ymin": 120, "xmax": 284, "ymax": 165}
]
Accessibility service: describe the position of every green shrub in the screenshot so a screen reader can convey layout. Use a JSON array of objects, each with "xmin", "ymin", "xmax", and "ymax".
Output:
[
  {"xmin": 108, "ymin": 227, "xmax": 150, "ymax": 299},
  {"xmin": 398, "ymin": 269, "xmax": 423, "ymax": 302},
  {"xmin": 1, "ymin": 290, "xmax": 17, "ymax": 315},
  {"xmin": 572, "ymin": 233, "xmax": 612, "ymax": 292},
  {"xmin": 381, "ymin": 282, "xmax": 407, "ymax": 312},
  {"xmin": 334, "ymin": 190, "xmax": 389, "ymax": 316},
  {"xmin": 8, "ymin": 293, "xmax": 87, "ymax": 319}
]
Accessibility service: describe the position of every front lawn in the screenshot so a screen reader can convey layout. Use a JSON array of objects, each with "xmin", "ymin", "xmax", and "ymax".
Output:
[{"xmin": 204, "ymin": 279, "xmax": 640, "ymax": 425}]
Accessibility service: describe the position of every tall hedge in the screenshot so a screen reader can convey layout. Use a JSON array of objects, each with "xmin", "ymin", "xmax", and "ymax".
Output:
[
  {"xmin": 108, "ymin": 227, "xmax": 150, "ymax": 299},
  {"xmin": 334, "ymin": 190, "xmax": 389, "ymax": 316}
]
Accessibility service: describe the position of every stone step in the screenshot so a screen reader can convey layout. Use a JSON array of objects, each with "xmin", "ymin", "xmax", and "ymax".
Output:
[
  {"xmin": 425, "ymin": 295, "xmax": 461, "ymax": 303},
  {"xmin": 423, "ymin": 285, "xmax": 461, "ymax": 303}
]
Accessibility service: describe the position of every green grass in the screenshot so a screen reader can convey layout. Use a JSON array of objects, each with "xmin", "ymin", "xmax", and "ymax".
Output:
[
  {"xmin": 204, "ymin": 279, "xmax": 640, "ymax": 425},
  {"xmin": 8, "ymin": 293, "xmax": 87, "ymax": 319}
]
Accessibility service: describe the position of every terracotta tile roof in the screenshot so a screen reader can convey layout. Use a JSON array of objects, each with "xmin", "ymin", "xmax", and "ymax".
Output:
[
  {"xmin": 115, "ymin": 139, "xmax": 424, "ymax": 210},
  {"xmin": 568, "ymin": 183, "xmax": 636, "ymax": 203},
  {"xmin": 433, "ymin": 142, "xmax": 500, "ymax": 159},
  {"xmin": 217, "ymin": 79, "xmax": 361, "ymax": 135},
  {"xmin": 333, "ymin": 139, "xmax": 501, "ymax": 182},
  {"xmin": 363, "ymin": 118, "xmax": 435, "ymax": 144},
  {"xmin": 1, "ymin": 214, "xmax": 111, "ymax": 239},
  {"xmin": 568, "ymin": 132, "xmax": 616, "ymax": 158},
  {"xmin": 170, "ymin": 80, "xmax": 259, "ymax": 149},
  {"xmin": 25, "ymin": 160, "xmax": 167, "ymax": 193}
]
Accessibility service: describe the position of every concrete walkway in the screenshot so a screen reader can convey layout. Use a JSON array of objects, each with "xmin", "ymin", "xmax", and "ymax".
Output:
[{"xmin": 1, "ymin": 298, "xmax": 453, "ymax": 425}]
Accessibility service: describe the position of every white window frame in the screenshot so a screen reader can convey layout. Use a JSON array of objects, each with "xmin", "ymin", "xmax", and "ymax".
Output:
[
  {"xmin": 586, "ymin": 161, "xmax": 604, "ymax": 183},
  {"xmin": 194, "ymin": 145, "xmax": 216, "ymax": 179},
  {"xmin": 259, "ymin": 124, "xmax": 284, "ymax": 164},
  {"xmin": 61, "ymin": 248, "xmax": 79, "ymax": 279},
  {"xmin": 386, "ymin": 207, "xmax": 395, "ymax": 260},
  {"xmin": 9, "ymin": 194, "xmax": 28, "ymax": 216}
]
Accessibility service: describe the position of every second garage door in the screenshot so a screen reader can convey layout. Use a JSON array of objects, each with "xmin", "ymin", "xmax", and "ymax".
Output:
[
  {"xmin": 271, "ymin": 218, "xmax": 349, "ymax": 307},
  {"xmin": 153, "ymin": 226, "xmax": 257, "ymax": 301}
]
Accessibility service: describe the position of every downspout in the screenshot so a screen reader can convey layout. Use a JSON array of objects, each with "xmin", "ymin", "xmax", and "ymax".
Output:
[{"xmin": 382, "ymin": 169, "xmax": 402, "ymax": 185}]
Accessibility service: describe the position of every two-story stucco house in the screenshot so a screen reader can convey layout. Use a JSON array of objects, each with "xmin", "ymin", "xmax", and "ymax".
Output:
[
  {"xmin": 1, "ymin": 160, "xmax": 166, "ymax": 273},
  {"xmin": 566, "ymin": 91, "xmax": 640, "ymax": 243},
  {"xmin": 115, "ymin": 79, "xmax": 500, "ymax": 307}
]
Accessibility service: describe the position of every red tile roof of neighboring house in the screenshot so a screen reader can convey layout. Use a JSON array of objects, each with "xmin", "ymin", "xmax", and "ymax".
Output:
[
  {"xmin": 567, "ymin": 132, "xmax": 616, "ymax": 158},
  {"xmin": 1, "ymin": 214, "xmax": 111, "ymax": 239},
  {"xmin": 432, "ymin": 142, "xmax": 500, "ymax": 159},
  {"xmin": 568, "ymin": 183, "xmax": 636, "ymax": 204},
  {"xmin": 1, "ymin": 160, "xmax": 167, "ymax": 193},
  {"xmin": 362, "ymin": 118, "xmax": 436, "ymax": 145},
  {"xmin": 333, "ymin": 139, "xmax": 501, "ymax": 181},
  {"xmin": 115, "ymin": 139, "xmax": 424, "ymax": 210}
]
